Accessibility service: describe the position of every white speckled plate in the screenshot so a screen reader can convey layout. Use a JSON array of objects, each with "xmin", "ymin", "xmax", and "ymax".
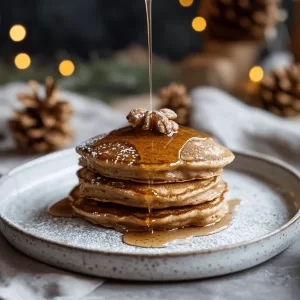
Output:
[{"xmin": 0, "ymin": 149, "xmax": 300, "ymax": 281}]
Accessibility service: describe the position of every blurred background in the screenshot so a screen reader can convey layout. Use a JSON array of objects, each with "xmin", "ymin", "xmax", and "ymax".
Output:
[
  {"xmin": 0, "ymin": 0, "xmax": 300, "ymax": 169},
  {"xmin": 0, "ymin": 0, "xmax": 294, "ymax": 102}
]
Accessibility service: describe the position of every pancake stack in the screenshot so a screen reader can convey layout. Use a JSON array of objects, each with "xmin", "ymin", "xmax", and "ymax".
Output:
[{"xmin": 69, "ymin": 109, "xmax": 235, "ymax": 232}]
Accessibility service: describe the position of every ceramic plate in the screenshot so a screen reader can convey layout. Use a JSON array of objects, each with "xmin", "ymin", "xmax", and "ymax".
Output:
[{"xmin": 0, "ymin": 149, "xmax": 300, "ymax": 281}]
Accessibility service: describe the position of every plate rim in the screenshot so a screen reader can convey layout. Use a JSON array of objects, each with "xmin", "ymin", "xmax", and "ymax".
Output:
[{"xmin": 1, "ymin": 148, "xmax": 300, "ymax": 258}]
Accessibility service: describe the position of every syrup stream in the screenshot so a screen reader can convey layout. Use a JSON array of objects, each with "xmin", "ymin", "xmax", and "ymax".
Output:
[
  {"xmin": 49, "ymin": 1, "xmax": 238, "ymax": 249},
  {"xmin": 145, "ymin": 0, "xmax": 153, "ymax": 111}
]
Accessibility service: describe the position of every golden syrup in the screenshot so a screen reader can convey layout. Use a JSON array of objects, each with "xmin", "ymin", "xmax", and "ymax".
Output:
[
  {"xmin": 49, "ymin": 0, "xmax": 237, "ymax": 246},
  {"xmin": 91, "ymin": 126, "xmax": 208, "ymax": 167},
  {"xmin": 145, "ymin": 0, "xmax": 154, "ymax": 220},
  {"xmin": 145, "ymin": 216, "xmax": 152, "ymax": 228},
  {"xmin": 48, "ymin": 198, "xmax": 74, "ymax": 217},
  {"xmin": 145, "ymin": 0, "xmax": 153, "ymax": 110},
  {"xmin": 123, "ymin": 199, "xmax": 240, "ymax": 248}
]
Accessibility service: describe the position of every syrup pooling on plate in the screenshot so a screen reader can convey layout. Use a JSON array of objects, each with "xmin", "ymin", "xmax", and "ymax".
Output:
[
  {"xmin": 123, "ymin": 199, "xmax": 240, "ymax": 248},
  {"xmin": 48, "ymin": 198, "xmax": 74, "ymax": 217},
  {"xmin": 48, "ymin": 197, "xmax": 239, "ymax": 248}
]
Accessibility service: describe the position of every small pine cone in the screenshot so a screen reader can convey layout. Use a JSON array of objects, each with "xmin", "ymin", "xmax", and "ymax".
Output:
[
  {"xmin": 201, "ymin": 0, "xmax": 281, "ymax": 42},
  {"xmin": 158, "ymin": 83, "xmax": 191, "ymax": 126},
  {"xmin": 9, "ymin": 77, "xmax": 74, "ymax": 153},
  {"xmin": 257, "ymin": 64, "xmax": 300, "ymax": 117}
]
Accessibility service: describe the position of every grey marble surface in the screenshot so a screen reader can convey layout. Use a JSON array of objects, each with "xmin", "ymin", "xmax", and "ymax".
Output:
[{"xmin": 89, "ymin": 239, "xmax": 300, "ymax": 300}]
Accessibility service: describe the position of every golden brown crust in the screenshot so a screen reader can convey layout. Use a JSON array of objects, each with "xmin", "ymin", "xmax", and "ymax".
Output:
[
  {"xmin": 76, "ymin": 126, "xmax": 234, "ymax": 183},
  {"xmin": 69, "ymin": 186, "xmax": 228, "ymax": 232},
  {"xmin": 77, "ymin": 168, "xmax": 226, "ymax": 209}
]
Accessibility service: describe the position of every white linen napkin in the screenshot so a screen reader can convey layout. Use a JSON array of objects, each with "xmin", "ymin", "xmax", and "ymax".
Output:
[{"xmin": 191, "ymin": 87, "xmax": 300, "ymax": 170}]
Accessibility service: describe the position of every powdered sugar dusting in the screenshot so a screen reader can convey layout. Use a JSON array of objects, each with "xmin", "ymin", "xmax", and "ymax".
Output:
[
  {"xmin": 76, "ymin": 133, "xmax": 140, "ymax": 163},
  {"xmin": 94, "ymin": 142, "xmax": 139, "ymax": 163},
  {"xmin": 77, "ymin": 134, "xmax": 108, "ymax": 153}
]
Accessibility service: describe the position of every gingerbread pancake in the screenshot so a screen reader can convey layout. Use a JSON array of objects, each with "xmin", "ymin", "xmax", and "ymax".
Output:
[
  {"xmin": 69, "ymin": 186, "xmax": 228, "ymax": 232},
  {"xmin": 77, "ymin": 168, "xmax": 227, "ymax": 209},
  {"xmin": 76, "ymin": 126, "xmax": 234, "ymax": 183}
]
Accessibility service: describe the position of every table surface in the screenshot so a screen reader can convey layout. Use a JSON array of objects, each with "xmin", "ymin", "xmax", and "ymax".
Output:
[{"xmin": 87, "ymin": 238, "xmax": 300, "ymax": 300}]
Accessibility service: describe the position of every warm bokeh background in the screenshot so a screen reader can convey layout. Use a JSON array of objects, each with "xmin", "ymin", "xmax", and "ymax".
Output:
[
  {"xmin": 0, "ymin": 0, "xmax": 294, "ymax": 101},
  {"xmin": 0, "ymin": 0, "xmax": 293, "ymax": 60}
]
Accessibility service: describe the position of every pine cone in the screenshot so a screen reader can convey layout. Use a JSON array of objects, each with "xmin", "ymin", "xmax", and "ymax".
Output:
[
  {"xmin": 257, "ymin": 64, "xmax": 300, "ymax": 117},
  {"xmin": 201, "ymin": 0, "xmax": 281, "ymax": 42},
  {"xmin": 158, "ymin": 83, "xmax": 191, "ymax": 126},
  {"xmin": 9, "ymin": 77, "xmax": 74, "ymax": 153},
  {"xmin": 127, "ymin": 108, "xmax": 179, "ymax": 135}
]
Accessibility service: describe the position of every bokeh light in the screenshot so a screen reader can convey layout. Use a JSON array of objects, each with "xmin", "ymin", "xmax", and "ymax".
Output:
[
  {"xmin": 59, "ymin": 60, "xmax": 75, "ymax": 76},
  {"xmin": 192, "ymin": 17, "xmax": 207, "ymax": 32},
  {"xmin": 249, "ymin": 66, "xmax": 264, "ymax": 83},
  {"xmin": 14, "ymin": 53, "xmax": 31, "ymax": 69},
  {"xmin": 9, "ymin": 25, "xmax": 27, "ymax": 42},
  {"xmin": 179, "ymin": 0, "xmax": 194, "ymax": 7}
]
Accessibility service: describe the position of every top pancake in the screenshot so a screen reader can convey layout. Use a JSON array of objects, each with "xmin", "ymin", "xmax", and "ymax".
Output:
[{"xmin": 76, "ymin": 126, "xmax": 234, "ymax": 183}]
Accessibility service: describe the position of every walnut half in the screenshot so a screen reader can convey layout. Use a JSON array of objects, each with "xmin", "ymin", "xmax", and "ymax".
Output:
[{"xmin": 126, "ymin": 108, "xmax": 179, "ymax": 135}]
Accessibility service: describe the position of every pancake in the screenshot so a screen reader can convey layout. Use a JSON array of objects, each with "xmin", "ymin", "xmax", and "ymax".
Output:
[
  {"xmin": 77, "ymin": 168, "xmax": 227, "ymax": 209},
  {"xmin": 78, "ymin": 157, "xmax": 222, "ymax": 183},
  {"xmin": 69, "ymin": 187, "xmax": 229, "ymax": 232},
  {"xmin": 76, "ymin": 126, "xmax": 234, "ymax": 183}
]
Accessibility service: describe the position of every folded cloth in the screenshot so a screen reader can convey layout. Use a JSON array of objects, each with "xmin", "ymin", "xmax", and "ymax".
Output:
[
  {"xmin": 191, "ymin": 87, "xmax": 300, "ymax": 170},
  {"xmin": 0, "ymin": 83, "xmax": 126, "ymax": 300}
]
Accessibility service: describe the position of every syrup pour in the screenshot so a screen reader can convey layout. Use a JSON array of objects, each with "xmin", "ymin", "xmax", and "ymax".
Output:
[
  {"xmin": 48, "ymin": 198, "xmax": 74, "ymax": 217},
  {"xmin": 146, "ymin": 137, "xmax": 155, "ymax": 216},
  {"xmin": 145, "ymin": 0, "xmax": 153, "ymax": 111},
  {"xmin": 123, "ymin": 199, "xmax": 240, "ymax": 248}
]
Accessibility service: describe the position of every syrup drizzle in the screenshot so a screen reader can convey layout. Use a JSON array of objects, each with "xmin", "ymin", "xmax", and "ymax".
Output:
[
  {"xmin": 88, "ymin": 126, "xmax": 208, "ymax": 166},
  {"xmin": 123, "ymin": 199, "xmax": 240, "ymax": 248},
  {"xmin": 145, "ymin": 0, "xmax": 153, "ymax": 111}
]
